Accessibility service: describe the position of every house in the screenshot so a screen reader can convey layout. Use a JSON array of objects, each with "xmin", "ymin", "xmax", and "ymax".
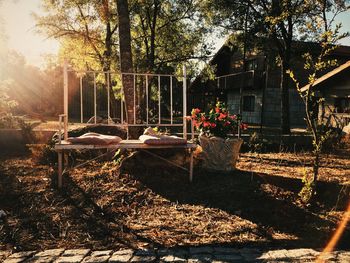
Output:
[
  {"xmin": 189, "ymin": 38, "xmax": 350, "ymax": 128},
  {"xmin": 301, "ymin": 60, "xmax": 350, "ymax": 128}
]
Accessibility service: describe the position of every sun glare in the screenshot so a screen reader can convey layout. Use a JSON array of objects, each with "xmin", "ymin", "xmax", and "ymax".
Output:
[{"xmin": 0, "ymin": 0, "xmax": 59, "ymax": 68}]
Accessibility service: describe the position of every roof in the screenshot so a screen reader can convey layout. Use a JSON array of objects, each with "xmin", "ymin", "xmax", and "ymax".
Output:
[{"xmin": 300, "ymin": 60, "xmax": 350, "ymax": 92}]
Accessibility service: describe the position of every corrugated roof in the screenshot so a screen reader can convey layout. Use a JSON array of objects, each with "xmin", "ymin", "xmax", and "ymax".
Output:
[{"xmin": 300, "ymin": 60, "xmax": 350, "ymax": 92}]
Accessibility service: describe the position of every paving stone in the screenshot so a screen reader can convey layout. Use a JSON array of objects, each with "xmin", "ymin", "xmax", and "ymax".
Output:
[
  {"xmin": 297, "ymin": 256, "xmax": 317, "ymax": 262},
  {"xmin": 62, "ymin": 249, "xmax": 91, "ymax": 257},
  {"xmin": 213, "ymin": 254, "xmax": 243, "ymax": 261},
  {"xmin": 26, "ymin": 249, "xmax": 65, "ymax": 263},
  {"xmin": 108, "ymin": 253, "xmax": 133, "ymax": 263},
  {"xmin": 159, "ymin": 255, "xmax": 187, "ymax": 262},
  {"xmin": 82, "ymin": 250, "xmax": 113, "ymax": 263},
  {"xmin": 160, "ymin": 255, "xmax": 174, "ymax": 262},
  {"xmin": 284, "ymin": 248, "xmax": 317, "ymax": 258},
  {"xmin": 189, "ymin": 247, "xmax": 213, "ymax": 255},
  {"xmin": 3, "ymin": 251, "xmax": 36, "ymax": 263},
  {"xmin": 111, "ymin": 249, "xmax": 134, "ymax": 256},
  {"xmin": 133, "ymin": 249, "xmax": 155, "ymax": 257},
  {"xmin": 34, "ymin": 249, "xmax": 65, "ymax": 257},
  {"xmin": 54, "ymin": 249, "xmax": 90, "ymax": 263},
  {"xmin": 7, "ymin": 251, "xmax": 36, "ymax": 259},
  {"xmin": 316, "ymin": 252, "xmax": 337, "ymax": 261},
  {"xmin": 263, "ymin": 249, "xmax": 289, "ymax": 260},
  {"xmin": 338, "ymin": 251, "xmax": 350, "ymax": 262},
  {"xmin": 130, "ymin": 255, "xmax": 156, "ymax": 262},
  {"xmin": 3, "ymin": 258, "xmax": 27, "ymax": 263},
  {"xmin": 188, "ymin": 254, "xmax": 212, "ymax": 262}
]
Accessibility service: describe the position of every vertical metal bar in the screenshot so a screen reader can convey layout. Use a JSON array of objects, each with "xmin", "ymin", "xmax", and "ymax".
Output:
[
  {"xmin": 170, "ymin": 76, "xmax": 173, "ymax": 124},
  {"xmin": 80, "ymin": 76, "xmax": 83, "ymax": 123},
  {"xmin": 134, "ymin": 74, "xmax": 136, "ymax": 125},
  {"xmin": 146, "ymin": 75, "xmax": 149, "ymax": 125},
  {"xmin": 225, "ymin": 77, "xmax": 227, "ymax": 89},
  {"xmin": 183, "ymin": 65, "xmax": 187, "ymax": 139},
  {"xmin": 107, "ymin": 72, "xmax": 110, "ymax": 124},
  {"xmin": 94, "ymin": 73, "xmax": 97, "ymax": 124},
  {"xmin": 121, "ymin": 77, "xmax": 124, "ymax": 124},
  {"xmin": 63, "ymin": 60, "xmax": 68, "ymax": 140},
  {"xmin": 158, "ymin": 75, "xmax": 161, "ymax": 125},
  {"xmin": 58, "ymin": 115, "xmax": 62, "ymax": 144}
]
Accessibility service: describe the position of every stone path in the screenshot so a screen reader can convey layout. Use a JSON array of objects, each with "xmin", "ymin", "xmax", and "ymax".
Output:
[{"xmin": 1, "ymin": 247, "xmax": 349, "ymax": 262}]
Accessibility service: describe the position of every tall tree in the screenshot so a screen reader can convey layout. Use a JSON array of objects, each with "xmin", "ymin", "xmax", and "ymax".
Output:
[
  {"xmin": 117, "ymin": 0, "xmax": 135, "ymax": 128},
  {"xmin": 131, "ymin": 0, "xmax": 209, "ymax": 73}
]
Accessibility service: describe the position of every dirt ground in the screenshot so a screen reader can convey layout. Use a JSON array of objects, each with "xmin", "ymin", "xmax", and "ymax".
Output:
[{"xmin": 0, "ymin": 148, "xmax": 349, "ymax": 252}]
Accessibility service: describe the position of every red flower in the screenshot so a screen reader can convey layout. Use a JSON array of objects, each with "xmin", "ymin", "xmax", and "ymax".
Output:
[
  {"xmin": 203, "ymin": 121, "xmax": 210, "ymax": 127},
  {"xmin": 224, "ymin": 121, "xmax": 230, "ymax": 127},
  {"xmin": 215, "ymin": 107, "xmax": 220, "ymax": 113},
  {"xmin": 201, "ymin": 115, "xmax": 206, "ymax": 121},
  {"xmin": 191, "ymin": 108, "xmax": 201, "ymax": 116},
  {"xmin": 210, "ymin": 123, "xmax": 216, "ymax": 128},
  {"xmin": 230, "ymin": 115, "xmax": 237, "ymax": 120},
  {"xmin": 218, "ymin": 113, "xmax": 227, "ymax": 120},
  {"xmin": 240, "ymin": 123, "xmax": 248, "ymax": 130}
]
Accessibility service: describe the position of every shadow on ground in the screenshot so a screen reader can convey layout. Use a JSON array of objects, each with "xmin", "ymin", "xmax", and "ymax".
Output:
[{"xmin": 0, "ymin": 150, "xmax": 349, "ymax": 251}]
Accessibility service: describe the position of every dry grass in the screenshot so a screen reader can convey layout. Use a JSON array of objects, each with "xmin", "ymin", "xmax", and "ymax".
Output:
[{"xmin": 0, "ymin": 149, "xmax": 349, "ymax": 251}]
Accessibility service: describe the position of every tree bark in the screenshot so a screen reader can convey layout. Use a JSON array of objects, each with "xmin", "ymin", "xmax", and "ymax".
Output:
[{"xmin": 117, "ymin": 0, "xmax": 138, "ymax": 137}]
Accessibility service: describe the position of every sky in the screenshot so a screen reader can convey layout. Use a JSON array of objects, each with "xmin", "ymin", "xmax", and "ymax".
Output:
[
  {"xmin": 0, "ymin": 0, "xmax": 350, "ymax": 68},
  {"xmin": 0, "ymin": 0, "xmax": 60, "ymax": 67}
]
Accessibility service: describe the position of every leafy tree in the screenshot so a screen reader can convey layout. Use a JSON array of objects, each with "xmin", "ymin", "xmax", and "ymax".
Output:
[
  {"xmin": 36, "ymin": 0, "xmax": 118, "ymax": 71},
  {"xmin": 130, "ymin": 0, "xmax": 210, "ymax": 73},
  {"xmin": 287, "ymin": 1, "xmax": 349, "ymax": 202},
  {"xmin": 36, "ymin": 0, "xmax": 119, "ymax": 115}
]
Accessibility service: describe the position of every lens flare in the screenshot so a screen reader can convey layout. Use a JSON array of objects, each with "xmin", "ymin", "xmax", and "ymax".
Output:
[{"xmin": 316, "ymin": 200, "xmax": 350, "ymax": 263}]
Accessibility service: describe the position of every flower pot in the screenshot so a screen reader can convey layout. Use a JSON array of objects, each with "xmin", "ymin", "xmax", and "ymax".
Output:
[{"xmin": 199, "ymin": 135, "xmax": 243, "ymax": 172}]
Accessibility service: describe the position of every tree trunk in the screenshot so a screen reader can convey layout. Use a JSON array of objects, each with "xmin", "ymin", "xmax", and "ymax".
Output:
[
  {"xmin": 280, "ymin": 58, "xmax": 291, "ymax": 134},
  {"xmin": 116, "ymin": 0, "xmax": 138, "ymax": 137}
]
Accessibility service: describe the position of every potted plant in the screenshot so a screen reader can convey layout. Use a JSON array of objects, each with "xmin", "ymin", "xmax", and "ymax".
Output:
[{"xmin": 191, "ymin": 102, "xmax": 246, "ymax": 171}]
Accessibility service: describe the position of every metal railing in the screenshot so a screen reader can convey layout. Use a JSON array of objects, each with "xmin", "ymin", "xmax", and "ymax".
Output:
[{"xmin": 62, "ymin": 61, "xmax": 189, "ymax": 139}]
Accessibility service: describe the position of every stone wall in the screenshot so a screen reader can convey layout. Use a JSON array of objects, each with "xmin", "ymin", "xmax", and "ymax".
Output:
[
  {"xmin": 262, "ymin": 88, "xmax": 305, "ymax": 127},
  {"xmin": 227, "ymin": 87, "xmax": 305, "ymax": 127},
  {"xmin": 227, "ymin": 89, "xmax": 263, "ymax": 124}
]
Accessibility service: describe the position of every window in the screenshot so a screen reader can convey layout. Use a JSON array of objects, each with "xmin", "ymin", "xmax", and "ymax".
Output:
[{"xmin": 243, "ymin": 95, "xmax": 255, "ymax": 112}]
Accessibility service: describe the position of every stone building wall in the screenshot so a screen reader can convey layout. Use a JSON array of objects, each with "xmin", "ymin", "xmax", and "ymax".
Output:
[{"xmin": 227, "ymin": 89, "xmax": 263, "ymax": 124}]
